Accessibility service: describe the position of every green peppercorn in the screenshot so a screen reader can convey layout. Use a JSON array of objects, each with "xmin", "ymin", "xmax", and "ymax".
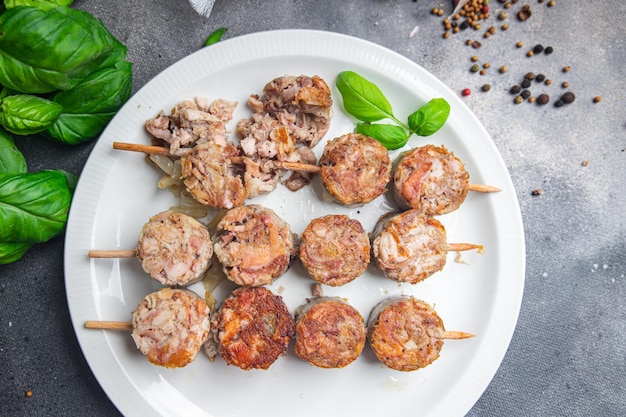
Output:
[
  {"xmin": 481, "ymin": 84, "xmax": 491, "ymax": 92},
  {"xmin": 514, "ymin": 95, "xmax": 523, "ymax": 104},
  {"xmin": 470, "ymin": 64, "xmax": 480, "ymax": 72}
]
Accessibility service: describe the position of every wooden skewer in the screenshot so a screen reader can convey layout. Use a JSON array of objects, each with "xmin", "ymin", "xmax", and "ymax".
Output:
[
  {"xmin": 88, "ymin": 249, "xmax": 137, "ymax": 258},
  {"xmin": 112, "ymin": 142, "xmax": 499, "ymax": 188},
  {"xmin": 85, "ymin": 320, "xmax": 133, "ymax": 331},
  {"xmin": 84, "ymin": 320, "xmax": 475, "ymax": 340},
  {"xmin": 446, "ymin": 243, "xmax": 483, "ymax": 252},
  {"xmin": 443, "ymin": 330, "xmax": 475, "ymax": 339}
]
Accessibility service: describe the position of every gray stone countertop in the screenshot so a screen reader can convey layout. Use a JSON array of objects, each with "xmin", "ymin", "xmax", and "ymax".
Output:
[{"xmin": 1, "ymin": 0, "xmax": 624, "ymax": 416}]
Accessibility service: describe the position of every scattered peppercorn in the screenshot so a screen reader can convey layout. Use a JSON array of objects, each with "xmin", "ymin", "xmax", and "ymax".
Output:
[
  {"xmin": 537, "ymin": 94, "xmax": 550, "ymax": 105},
  {"xmin": 521, "ymin": 79, "xmax": 531, "ymax": 88},
  {"xmin": 462, "ymin": 88, "xmax": 471, "ymax": 96},
  {"xmin": 531, "ymin": 189, "xmax": 542, "ymax": 196},
  {"xmin": 535, "ymin": 73, "xmax": 546, "ymax": 82},
  {"xmin": 499, "ymin": 65, "xmax": 508, "ymax": 73},
  {"xmin": 510, "ymin": 85, "xmax": 522, "ymax": 94},
  {"xmin": 528, "ymin": 96, "xmax": 536, "ymax": 103},
  {"xmin": 593, "ymin": 96, "xmax": 602, "ymax": 103},
  {"xmin": 547, "ymin": 0, "xmax": 555, "ymax": 6},
  {"xmin": 472, "ymin": 40, "xmax": 482, "ymax": 48},
  {"xmin": 561, "ymin": 81, "xmax": 569, "ymax": 88},
  {"xmin": 514, "ymin": 95, "xmax": 523, "ymax": 104},
  {"xmin": 545, "ymin": 79, "xmax": 552, "ymax": 85},
  {"xmin": 480, "ymin": 69, "xmax": 487, "ymax": 75},
  {"xmin": 26, "ymin": 390, "xmax": 33, "ymax": 398},
  {"xmin": 554, "ymin": 99, "xmax": 564, "ymax": 107},
  {"xmin": 563, "ymin": 65, "xmax": 571, "ymax": 72},
  {"xmin": 516, "ymin": 41, "xmax": 524, "ymax": 48},
  {"xmin": 517, "ymin": 8, "xmax": 531, "ymax": 21},
  {"xmin": 544, "ymin": 46, "xmax": 553, "ymax": 54},
  {"xmin": 443, "ymin": 32, "xmax": 450, "ymax": 39},
  {"xmin": 498, "ymin": 11, "xmax": 508, "ymax": 20},
  {"xmin": 527, "ymin": 50, "xmax": 534, "ymax": 57},
  {"xmin": 525, "ymin": 72, "xmax": 536, "ymax": 80},
  {"xmin": 533, "ymin": 44, "xmax": 544, "ymax": 54},
  {"xmin": 470, "ymin": 64, "xmax": 480, "ymax": 72},
  {"xmin": 501, "ymin": 23, "xmax": 509, "ymax": 30},
  {"xmin": 471, "ymin": 55, "xmax": 479, "ymax": 62},
  {"xmin": 521, "ymin": 90, "xmax": 531, "ymax": 99},
  {"xmin": 560, "ymin": 91, "xmax": 575, "ymax": 104},
  {"xmin": 481, "ymin": 84, "xmax": 491, "ymax": 92},
  {"xmin": 581, "ymin": 160, "xmax": 589, "ymax": 167},
  {"xmin": 483, "ymin": 62, "xmax": 491, "ymax": 69}
]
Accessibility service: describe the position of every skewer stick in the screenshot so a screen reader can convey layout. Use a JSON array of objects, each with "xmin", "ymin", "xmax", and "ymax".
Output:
[
  {"xmin": 112, "ymin": 142, "xmax": 499, "ymax": 190},
  {"xmin": 85, "ymin": 321, "xmax": 133, "ymax": 331},
  {"xmin": 443, "ymin": 330, "xmax": 475, "ymax": 339},
  {"xmin": 89, "ymin": 249, "xmax": 137, "ymax": 258},
  {"xmin": 446, "ymin": 243, "xmax": 483, "ymax": 252}
]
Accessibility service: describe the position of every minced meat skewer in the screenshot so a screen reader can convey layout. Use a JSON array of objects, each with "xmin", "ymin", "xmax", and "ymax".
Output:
[
  {"xmin": 181, "ymin": 140, "xmax": 247, "ymax": 209},
  {"xmin": 211, "ymin": 286, "xmax": 295, "ymax": 370},
  {"xmin": 294, "ymin": 297, "xmax": 366, "ymax": 369},
  {"xmin": 319, "ymin": 133, "xmax": 392, "ymax": 206},
  {"xmin": 367, "ymin": 296, "xmax": 474, "ymax": 372},
  {"xmin": 371, "ymin": 209, "xmax": 482, "ymax": 284},
  {"xmin": 130, "ymin": 288, "xmax": 210, "ymax": 368},
  {"xmin": 89, "ymin": 210, "xmax": 213, "ymax": 287},
  {"xmin": 243, "ymin": 74, "xmax": 333, "ymax": 148},
  {"xmin": 213, "ymin": 204, "xmax": 298, "ymax": 287},
  {"xmin": 145, "ymin": 97, "xmax": 237, "ymax": 156},
  {"xmin": 299, "ymin": 214, "xmax": 370, "ymax": 286}
]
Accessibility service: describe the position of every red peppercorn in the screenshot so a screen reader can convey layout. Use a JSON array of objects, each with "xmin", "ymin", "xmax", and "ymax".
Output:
[
  {"xmin": 482, "ymin": 5, "xmax": 489, "ymax": 13},
  {"xmin": 462, "ymin": 88, "xmax": 471, "ymax": 96}
]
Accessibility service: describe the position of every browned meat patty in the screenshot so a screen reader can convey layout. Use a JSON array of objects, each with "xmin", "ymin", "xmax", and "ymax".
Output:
[
  {"xmin": 320, "ymin": 133, "xmax": 392, "ymax": 206},
  {"xmin": 212, "ymin": 286, "xmax": 295, "ymax": 370},
  {"xmin": 299, "ymin": 214, "xmax": 370, "ymax": 286},
  {"xmin": 371, "ymin": 210, "xmax": 447, "ymax": 284},
  {"xmin": 295, "ymin": 297, "xmax": 366, "ymax": 368},
  {"xmin": 213, "ymin": 204, "xmax": 297, "ymax": 286},
  {"xmin": 367, "ymin": 296, "xmax": 445, "ymax": 372},
  {"xmin": 393, "ymin": 144, "xmax": 470, "ymax": 215}
]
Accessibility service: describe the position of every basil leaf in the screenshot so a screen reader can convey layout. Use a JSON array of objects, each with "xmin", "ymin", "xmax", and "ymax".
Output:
[
  {"xmin": 0, "ymin": 7, "xmax": 123, "ymax": 93},
  {"xmin": 0, "ymin": 129, "xmax": 27, "ymax": 174},
  {"xmin": 4, "ymin": 0, "xmax": 73, "ymax": 11},
  {"xmin": 47, "ymin": 61, "xmax": 133, "ymax": 144},
  {"xmin": 336, "ymin": 71, "xmax": 394, "ymax": 122},
  {"xmin": 407, "ymin": 98, "xmax": 450, "ymax": 137},
  {"xmin": 0, "ymin": 94, "xmax": 63, "ymax": 135},
  {"xmin": 204, "ymin": 27, "xmax": 228, "ymax": 47},
  {"xmin": 0, "ymin": 170, "xmax": 76, "ymax": 243},
  {"xmin": 355, "ymin": 123, "xmax": 408, "ymax": 150},
  {"xmin": 0, "ymin": 241, "xmax": 32, "ymax": 264}
]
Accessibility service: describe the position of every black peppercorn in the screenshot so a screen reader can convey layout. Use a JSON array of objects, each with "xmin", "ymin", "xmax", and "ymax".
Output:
[
  {"xmin": 544, "ymin": 46, "xmax": 553, "ymax": 54},
  {"xmin": 521, "ymin": 89, "xmax": 531, "ymax": 99},
  {"xmin": 533, "ymin": 44, "xmax": 544, "ymax": 54},
  {"xmin": 521, "ymin": 79, "xmax": 531, "ymax": 88},
  {"xmin": 537, "ymin": 94, "xmax": 549, "ymax": 105},
  {"xmin": 535, "ymin": 74, "xmax": 546, "ymax": 82},
  {"xmin": 561, "ymin": 92, "xmax": 576, "ymax": 104},
  {"xmin": 554, "ymin": 100, "xmax": 564, "ymax": 108},
  {"xmin": 460, "ymin": 20, "xmax": 470, "ymax": 30},
  {"xmin": 510, "ymin": 85, "xmax": 522, "ymax": 94}
]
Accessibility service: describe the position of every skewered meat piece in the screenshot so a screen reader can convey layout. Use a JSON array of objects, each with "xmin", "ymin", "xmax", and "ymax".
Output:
[
  {"xmin": 213, "ymin": 205, "xmax": 297, "ymax": 286},
  {"xmin": 243, "ymin": 75, "xmax": 333, "ymax": 148},
  {"xmin": 295, "ymin": 297, "xmax": 366, "ymax": 368},
  {"xmin": 393, "ymin": 144, "xmax": 470, "ymax": 215},
  {"xmin": 136, "ymin": 210, "xmax": 213, "ymax": 286},
  {"xmin": 145, "ymin": 97, "xmax": 237, "ymax": 155},
  {"xmin": 371, "ymin": 210, "xmax": 447, "ymax": 284},
  {"xmin": 181, "ymin": 140, "xmax": 247, "ymax": 210},
  {"xmin": 299, "ymin": 214, "xmax": 370, "ymax": 286},
  {"xmin": 131, "ymin": 288, "xmax": 210, "ymax": 368},
  {"xmin": 367, "ymin": 296, "xmax": 445, "ymax": 372},
  {"xmin": 211, "ymin": 286, "xmax": 295, "ymax": 370},
  {"xmin": 319, "ymin": 133, "xmax": 392, "ymax": 206}
]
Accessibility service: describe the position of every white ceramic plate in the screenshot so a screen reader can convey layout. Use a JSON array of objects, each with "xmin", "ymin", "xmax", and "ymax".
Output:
[{"xmin": 65, "ymin": 30, "xmax": 525, "ymax": 417}]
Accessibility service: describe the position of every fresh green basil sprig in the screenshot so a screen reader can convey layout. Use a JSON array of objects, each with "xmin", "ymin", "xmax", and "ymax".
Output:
[
  {"xmin": 204, "ymin": 27, "xmax": 228, "ymax": 47},
  {"xmin": 336, "ymin": 71, "xmax": 450, "ymax": 150}
]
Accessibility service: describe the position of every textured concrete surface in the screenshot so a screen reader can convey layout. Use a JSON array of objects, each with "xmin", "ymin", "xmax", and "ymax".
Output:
[{"xmin": 1, "ymin": 1, "xmax": 625, "ymax": 416}]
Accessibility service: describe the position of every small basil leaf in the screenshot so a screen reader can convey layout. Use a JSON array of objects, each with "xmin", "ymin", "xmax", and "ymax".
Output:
[
  {"xmin": 408, "ymin": 98, "xmax": 450, "ymax": 137},
  {"xmin": 0, "ymin": 128, "xmax": 27, "ymax": 174},
  {"xmin": 0, "ymin": 94, "xmax": 63, "ymax": 135},
  {"xmin": 355, "ymin": 123, "xmax": 408, "ymax": 150},
  {"xmin": 204, "ymin": 27, "xmax": 228, "ymax": 47},
  {"xmin": 0, "ymin": 241, "xmax": 32, "ymax": 265},
  {"xmin": 336, "ymin": 71, "xmax": 394, "ymax": 122},
  {"xmin": 4, "ymin": 0, "xmax": 74, "ymax": 11}
]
